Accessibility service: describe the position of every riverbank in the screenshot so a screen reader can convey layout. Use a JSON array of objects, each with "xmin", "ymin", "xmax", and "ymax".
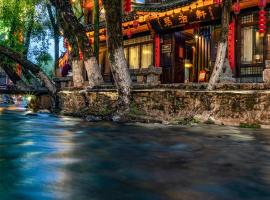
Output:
[{"xmin": 43, "ymin": 83, "xmax": 270, "ymax": 129}]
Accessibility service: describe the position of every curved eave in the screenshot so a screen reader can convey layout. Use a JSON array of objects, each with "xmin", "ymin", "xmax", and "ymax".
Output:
[
  {"xmin": 132, "ymin": 0, "xmax": 197, "ymax": 12},
  {"xmin": 86, "ymin": 12, "xmax": 137, "ymax": 32}
]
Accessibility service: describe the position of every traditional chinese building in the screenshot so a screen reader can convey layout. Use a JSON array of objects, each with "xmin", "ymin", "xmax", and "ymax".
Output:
[{"xmin": 59, "ymin": 0, "xmax": 270, "ymax": 84}]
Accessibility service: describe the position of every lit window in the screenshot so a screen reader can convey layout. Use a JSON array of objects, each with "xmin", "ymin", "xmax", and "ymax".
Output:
[
  {"xmin": 141, "ymin": 43, "xmax": 153, "ymax": 68},
  {"xmin": 129, "ymin": 46, "xmax": 140, "ymax": 69},
  {"xmin": 124, "ymin": 48, "xmax": 128, "ymax": 59},
  {"xmin": 241, "ymin": 26, "xmax": 264, "ymax": 64}
]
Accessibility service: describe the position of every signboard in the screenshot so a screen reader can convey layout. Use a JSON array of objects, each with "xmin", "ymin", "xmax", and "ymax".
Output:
[
  {"xmin": 150, "ymin": 5, "xmax": 221, "ymax": 32},
  {"xmin": 161, "ymin": 44, "xmax": 172, "ymax": 53},
  {"xmin": 199, "ymin": 70, "xmax": 206, "ymax": 82}
]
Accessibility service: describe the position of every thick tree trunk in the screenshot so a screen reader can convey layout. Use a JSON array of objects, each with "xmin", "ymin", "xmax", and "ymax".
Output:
[
  {"xmin": 207, "ymin": 0, "xmax": 232, "ymax": 90},
  {"xmin": 23, "ymin": 27, "xmax": 41, "ymax": 86},
  {"xmin": 51, "ymin": 0, "xmax": 103, "ymax": 88},
  {"xmin": 103, "ymin": 0, "xmax": 132, "ymax": 118},
  {"xmin": 47, "ymin": 3, "xmax": 60, "ymax": 76},
  {"xmin": 93, "ymin": 0, "xmax": 100, "ymax": 60},
  {"xmin": 54, "ymin": 34, "xmax": 60, "ymax": 75},
  {"xmin": 23, "ymin": 12, "xmax": 34, "ymax": 57},
  {"xmin": 0, "ymin": 44, "xmax": 57, "ymax": 95},
  {"xmin": 84, "ymin": 57, "xmax": 103, "ymax": 88},
  {"xmin": 72, "ymin": 59, "xmax": 84, "ymax": 87}
]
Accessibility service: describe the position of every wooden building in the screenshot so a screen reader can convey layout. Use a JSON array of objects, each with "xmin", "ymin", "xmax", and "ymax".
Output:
[{"xmin": 60, "ymin": 0, "xmax": 270, "ymax": 84}]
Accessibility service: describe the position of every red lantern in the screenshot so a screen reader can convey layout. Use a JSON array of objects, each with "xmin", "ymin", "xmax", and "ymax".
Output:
[
  {"xmin": 89, "ymin": 38, "xmax": 93, "ymax": 45},
  {"xmin": 258, "ymin": 0, "xmax": 266, "ymax": 9},
  {"xmin": 79, "ymin": 51, "xmax": 83, "ymax": 60},
  {"xmin": 124, "ymin": 0, "xmax": 132, "ymax": 13},
  {"xmin": 213, "ymin": 0, "xmax": 222, "ymax": 7},
  {"xmin": 258, "ymin": 9, "xmax": 266, "ymax": 34},
  {"xmin": 133, "ymin": 20, "xmax": 139, "ymax": 29},
  {"xmin": 233, "ymin": 0, "xmax": 240, "ymax": 15},
  {"xmin": 127, "ymin": 29, "xmax": 132, "ymax": 38}
]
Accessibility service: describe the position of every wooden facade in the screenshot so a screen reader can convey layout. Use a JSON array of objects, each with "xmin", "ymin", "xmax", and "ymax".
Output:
[{"xmin": 59, "ymin": 0, "xmax": 270, "ymax": 84}]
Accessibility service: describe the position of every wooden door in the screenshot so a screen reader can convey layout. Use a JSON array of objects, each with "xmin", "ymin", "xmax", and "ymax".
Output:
[
  {"xmin": 160, "ymin": 33, "xmax": 173, "ymax": 83},
  {"xmin": 173, "ymin": 32, "xmax": 185, "ymax": 83}
]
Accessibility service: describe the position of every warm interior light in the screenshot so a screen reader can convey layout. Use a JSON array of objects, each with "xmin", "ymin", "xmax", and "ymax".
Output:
[{"xmin": 184, "ymin": 59, "xmax": 193, "ymax": 68}]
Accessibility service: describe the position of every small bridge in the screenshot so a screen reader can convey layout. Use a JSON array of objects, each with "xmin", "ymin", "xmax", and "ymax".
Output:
[{"xmin": 0, "ymin": 71, "xmax": 49, "ymax": 95}]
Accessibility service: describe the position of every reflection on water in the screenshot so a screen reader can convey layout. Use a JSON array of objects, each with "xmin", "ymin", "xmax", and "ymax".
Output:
[{"xmin": 0, "ymin": 108, "xmax": 270, "ymax": 200}]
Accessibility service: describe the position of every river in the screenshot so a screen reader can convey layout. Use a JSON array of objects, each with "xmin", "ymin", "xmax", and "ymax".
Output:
[{"xmin": 0, "ymin": 107, "xmax": 270, "ymax": 200}]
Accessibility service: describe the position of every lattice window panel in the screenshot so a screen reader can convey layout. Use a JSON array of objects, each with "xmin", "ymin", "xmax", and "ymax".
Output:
[{"xmin": 241, "ymin": 14, "xmax": 254, "ymax": 24}]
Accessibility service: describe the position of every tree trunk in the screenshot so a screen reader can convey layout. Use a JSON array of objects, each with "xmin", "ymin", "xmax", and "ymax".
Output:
[
  {"xmin": 93, "ymin": 0, "xmax": 100, "ymax": 60},
  {"xmin": 23, "ymin": 12, "xmax": 34, "ymax": 57},
  {"xmin": 54, "ymin": 33, "xmax": 60, "ymax": 76},
  {"xmin": 47, "ymin": 3, "xmax": 60, "ymax": 76},
  {"xmin": 23, "ymin": 16, "xmax": 42, "ymax": 86},
  {"xmin": 72, "ymin": 59, "xmax": 84, "ymax": 87},
  {"xmin": 84, "ymin": 57, "xmax": 103, "ymax": 88},
  {"xmin": 207, "ymin": 0, "xmax": 232, "ymax": 90},
  {"xmin": 0, "ymin": 44, "xmax": 57, "ymax": 95},
  {"xmin": 103, "ymin": 0, "xmax": 132, "ymax": 118},
  {"xmin": 51, "ymin": 0, "xmax": 103, "ymax": 88}
]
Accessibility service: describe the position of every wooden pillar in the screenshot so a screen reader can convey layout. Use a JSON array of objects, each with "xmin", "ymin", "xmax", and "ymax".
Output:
[
  {"xmin": 202, "ymin": 37, "xmax": 205, "ymax": 70},
  {"xmin": 154, "ymin": 34, "xmax": 161, "ymax": 67},
  {"xmin": 198, "ymin": 36, "xmax": 202, "ymax": 79}
]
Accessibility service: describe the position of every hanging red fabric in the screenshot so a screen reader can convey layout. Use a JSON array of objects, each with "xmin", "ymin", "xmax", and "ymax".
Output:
[
  {"xmin": 154, "ymin": 35, "xmax": 160, "ymax": 68},
  {"xmin": 228, "ymin": 19, "xmax": 235, "ymax": 70}
]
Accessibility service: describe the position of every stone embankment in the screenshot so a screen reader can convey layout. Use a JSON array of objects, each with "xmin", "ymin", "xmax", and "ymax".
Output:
[{"xmin": 53, "ymin": 83, "xmax": 270, "ymax": 128}]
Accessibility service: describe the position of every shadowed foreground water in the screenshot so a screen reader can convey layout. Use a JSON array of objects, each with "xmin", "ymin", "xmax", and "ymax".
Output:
[{"xmin": 0, "ymin": 108, "xmax": 270, "ymax": 200}]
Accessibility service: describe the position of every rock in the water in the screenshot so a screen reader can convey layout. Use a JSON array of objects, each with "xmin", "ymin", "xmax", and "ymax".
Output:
[
  {"xmin": 24, "ymin": 111, "xmax": 38, "ymax": 116},
  {"xmin": 38, "ymin": 109, "xmax": 51, "ymax": 114},
  {"xmin": 86, "ymin": 115, "xmax": 102, "ymax": 122}
]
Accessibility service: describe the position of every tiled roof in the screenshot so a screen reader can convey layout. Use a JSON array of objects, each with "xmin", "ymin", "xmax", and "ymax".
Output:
[{"xmin": 86, "ymin": 12, "xmax": 137, "ymax": 31}]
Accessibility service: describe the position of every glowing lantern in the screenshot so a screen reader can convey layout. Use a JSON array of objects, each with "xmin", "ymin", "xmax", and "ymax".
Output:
[
  {"xmin": 258, "ymin": 0, "xmax": 266, "ymax": 9},
  {"xmin": 124, "ymin": 0, "xmax": 132, "ymax": 13},
  {"xmin": 127, "ymin": 29, "xmax": 132, "ymax": 38},
  {"xmin": 258, "ymin": 9, "xmax": 266, "ymax": 34},
  {"xmin": 79, "ymin": 51, "xmax": 83, "ymax": 60},
  {"xmin": 213, "ymin": 0, "xmax": 222, "ymax": 7},
  {"xmin": 233, "ymin": 0, "xmax": 240, "ymax": 15},
  {"xmin": 133, "ymin": 20, "xmax": 139, "ymax": 29}
]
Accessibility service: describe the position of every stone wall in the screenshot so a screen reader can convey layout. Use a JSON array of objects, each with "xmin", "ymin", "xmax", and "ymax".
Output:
[{"xmin": 57, "ymin": 84, "xmax": 270, "ymax": 128}]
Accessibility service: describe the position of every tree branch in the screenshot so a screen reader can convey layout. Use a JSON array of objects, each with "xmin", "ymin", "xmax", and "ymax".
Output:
[{"xmin": 0, "ymin": 44, "xmax": 57, "ymax": 94}]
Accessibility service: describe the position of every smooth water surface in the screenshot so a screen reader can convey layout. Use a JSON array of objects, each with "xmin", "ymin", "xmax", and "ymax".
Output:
[{"xmin": 0, "ymin": 108, "xmax": 270, "ymax": 200}]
